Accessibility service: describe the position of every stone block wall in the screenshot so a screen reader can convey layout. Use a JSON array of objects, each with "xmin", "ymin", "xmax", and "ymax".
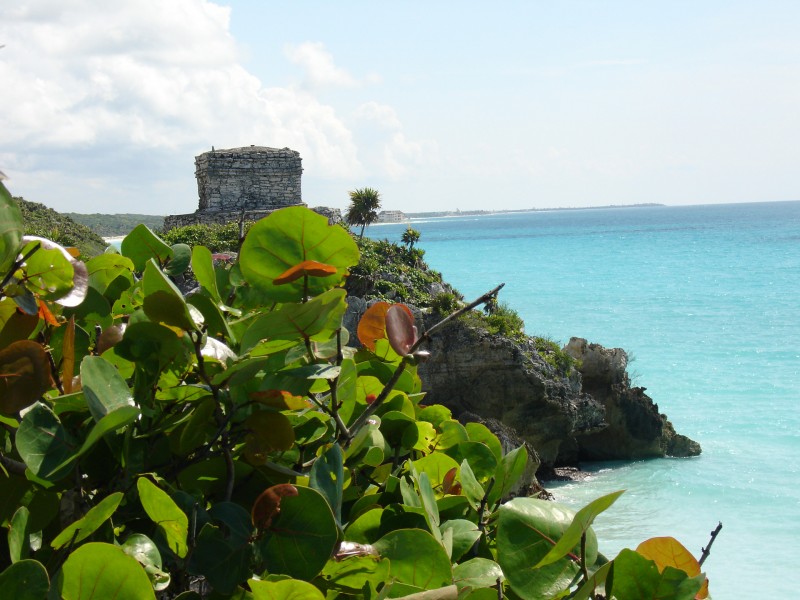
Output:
[{"xmin": 196, "ymin": 146, "xmax": 302, "ymax": 212}]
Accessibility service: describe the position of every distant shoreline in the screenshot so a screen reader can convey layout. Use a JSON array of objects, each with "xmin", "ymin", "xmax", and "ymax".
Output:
[{"xmin": 404, "ymin": 203, "xmax": 664, "ymax": 219}]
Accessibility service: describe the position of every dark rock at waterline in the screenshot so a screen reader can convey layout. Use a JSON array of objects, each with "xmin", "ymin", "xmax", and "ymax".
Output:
[{"xmin": 564, "ymin": 337, "xmax": 702, "ymax": 460}]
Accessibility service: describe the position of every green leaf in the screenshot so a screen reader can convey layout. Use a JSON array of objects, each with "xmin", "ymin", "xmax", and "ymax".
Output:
[
  {"xmin": 255, "ymin": 486, "xmax": 338, "ymax": 581},
  {"xmin": 440, "ymin": 520, "xmax": 482, "ymax": 562},
  {"xmin": 121, "ymin": 533, "xmax": 170, "ymax": 592},
  {"xmin": 86, "ymin": 253, "xmax": 134, "ymax": 296},
  {"xmin": 452, "ymin": 441, "xmax": 497, "ymax": 481},
  {"xmin": 320, "ymin": 555, "xmax": 391, "ymax": 592},
  {"xmin": 51, "ymin": 492, "xmax": 124, "ymax": 549},
  {"xmin": 413, "ymin": 453, "xmax": 460, "ymax": 491},
  {"xmin": 15, "ymin": 402, "xmax": 77, "ymax": 481},
  {"xmin": 239, "ymin": 206, "xmax": 360, "ymax": 303},
  {"xmin": 121, "ymin": 224, "xmax": 173, "ymax": 272},
  {"xmin": 571, "ymin": 561, "xmax": 612, "ymax": 600},
  {"xmin": 458, "ymin": 460, "xmax": 485, "ymax": 509},
  {"xmin": 190, "ymin": 523, "xmax": 252, "ymax": 594},
  {"xmin": 239, "ymin": 288, "xmax": 347, "ymax": 353},
  {"xmin": 80, "ymin": 355, "xmax": 135, "ymax": 422},
  {"xmin": 0, "ymin": 559, "xmax": 50, "ymax": 600},
  {"xmin": 8, "ymin": 506, "xmax": 31, "ymax": 562},
  {"xmin": 610, "ymin": 549, "xmax": 705, "ymax": 600},
  {"xmin": 137, "ymin": 477, "xmax": 189, "ymax": 558},
  {"xmin": 417, "ymin": 472, "xmax": 441, "ymax": 542},
  {"xmin": 496, "ymin": 498, "xmax": 597, "ymax": 599},
  {"xmin": 465, "ymin": 422, "xmax": 503, "ymax": 461},
  {"xmin": 142, "ymin": 259, "xmax": 198, "ymax": 331},
  {"xmin": 164, "ymin": 243, "xmax": 191, "ymax": 276},
  {"xmin": 309, "ymin": 443, "xmax": 344, "ymax": 524},
  {"xmin": 18, "ymin": 237, "xmax": 72, "ymax": 299},
  {"xmin": 60, "ymin": 542, "xmax": 156, "ymax": 599},
  {"xmin": 191, "ymin": 245, "xmax": 222, "ymax": 303},
  {"xmin": 0, "ymin": 182, "xmax": 23, "ymax": 273},
  {"xmin": 453, "ymin": 558, "xmax": 504, "ymax": 592},
  {"xmin": 487, "ymin": 444, "xmax": 528, "ymax": 506},
  {"xmin": 534, "ymin": 490, "xmax": 624, "ymax": 569},
  {"xmin": 372, "ymin": 529, "xmax": 453, "ymax": 592},
  {"xmin": 116, "ymin": 321, "xmax": 189, "ymax": 374},
  {"xmin": 249, "ymin": 578, "xmax": 326, "ymax": 600}
]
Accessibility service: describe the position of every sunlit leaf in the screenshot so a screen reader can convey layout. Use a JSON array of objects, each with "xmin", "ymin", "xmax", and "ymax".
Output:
[
  {"xmin": 535, "ymin": 490, "xmax": 624, "ymax": 569},
  {"xmin": 121, "ymin": 534, "xmax": 170, "ymax": 592},
  {"xmin": 496, "ymin": 498, "xmax": 596, "ymax": 599},
  {"xmin": 51, "ymin": 492, "xmax": 124, "ymax": 549},
  {"xmin": 611, "ymin": 548, "xmax": 705, "ymax": 600},
  {"xmin": 80, "ymin": 355, "xmax": 134, "ymax": 422},
  {"xmin": 142, "ymin": 259, "xmax": 197, "ymax": 331},
  {"xmin": 273, "ymin": 259, "xmax": 338, "ymax": 285},
  {"xmin": 120, "ymin": 224, "xmax": 173, "ymax": 272},
  {"xmin": 636, "ymin": 536, "xmax": 709, "ymax": 599},
  {"xmin": 0, "ymin": 183, "xmax": 23, "ymax": 273},
  {"xmin": 356, "ymin": 302, "xmax": 391, "ymax": 351},
  {"xmin": 85, "ymin": 253, "xmax": 134, "ymax": 296},
  {"xmin": 60, "ymin": 542, "xmax": 155, "ymax": 599},
  {"xmin": 239, "ymin": 206, "xmax": 359, "ymax": 302},
  {"xmin": 373, "ymin": 529, "xmax": 453, "ymax": 592},
  {"xmin": 20, "ymin": 236, "xmax": 87, "ymax": 306},
  {"xmin": 250, "ymin": 578, "xmax": 326, "ymax": 600},
  {"xmin": 137, "ymin": 477, "xmax": 189, "ymax": 558},
  {"xmin": 0, "ymin": 340, "xmax": 53, "ymax": 415},
  {"xmin": 15, "ymin": 402, "xmax": 77, "ymax": 481}
]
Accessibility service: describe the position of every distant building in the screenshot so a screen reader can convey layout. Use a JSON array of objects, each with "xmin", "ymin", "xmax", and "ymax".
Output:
[
  {"xmin": 377, "ymin": 210, "xmax": 407, "ymax": 223},
  {"xmin": 164, "ymin": 145, "xmax": 305, "ymax": 230}
]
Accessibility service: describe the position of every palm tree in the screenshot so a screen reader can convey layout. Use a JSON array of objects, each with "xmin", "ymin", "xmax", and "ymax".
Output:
[
  {"xmin": 401, "ymin": 227, "xmax": 420, "ymax": 251},
  {"xmin": 346, "ymin": 187, "xmax": 381, "ymax": 238}
]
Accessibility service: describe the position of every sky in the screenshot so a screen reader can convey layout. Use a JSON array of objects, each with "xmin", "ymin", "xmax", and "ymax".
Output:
[{"xmin": 1, "ymin": 1, "xmax": 799, "ymax": 215}]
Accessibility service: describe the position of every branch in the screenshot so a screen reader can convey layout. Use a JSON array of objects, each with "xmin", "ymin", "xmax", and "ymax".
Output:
[
  {"xmin": 698, "ymin": 522, "xmax": 722, "ymax": 567},
  {"xmin": 411, "ymin": 283, "xmax": 505, "ymax": 352}
]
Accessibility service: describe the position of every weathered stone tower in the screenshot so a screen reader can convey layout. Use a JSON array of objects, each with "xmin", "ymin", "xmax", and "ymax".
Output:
[{"xmin": 163, "ymin": 145, "xmax": 305, "ymax": 229}]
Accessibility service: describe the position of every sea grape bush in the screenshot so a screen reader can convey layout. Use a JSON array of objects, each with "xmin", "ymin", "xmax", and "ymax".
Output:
[{"xmin": 0, "ymin": 181, "xmax": 711, "ymax": 599}]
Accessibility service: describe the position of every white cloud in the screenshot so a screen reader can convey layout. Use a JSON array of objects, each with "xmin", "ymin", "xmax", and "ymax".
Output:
[
  {"xmin": 284, "ymin": 42, "xmax": 357, "ymax": 88},
  {"xmin": 0, "ymin": 0, "xmax": 369, "ymax": 212}
]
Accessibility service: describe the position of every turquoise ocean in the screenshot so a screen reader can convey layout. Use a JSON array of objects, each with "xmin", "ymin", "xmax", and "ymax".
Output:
[{"xmin": 367, "ymin": 201, "xmax": 800, "ymax": 599}]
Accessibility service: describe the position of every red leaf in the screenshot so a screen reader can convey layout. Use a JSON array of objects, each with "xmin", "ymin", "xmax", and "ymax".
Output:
[
  {"xmin": 442, "ymin": 467, "xmax": 458, "ymax": 494},
  {"xmin": 385, "ymin": 304, "xmax": 417, "ymax": 356},
  {"xmin": 251, "ymin": 484, "xmax": 299, "ymax": 531},
  {"xmin": 273, "ymin": 260, "xmax": 337, "ymax": 286}
]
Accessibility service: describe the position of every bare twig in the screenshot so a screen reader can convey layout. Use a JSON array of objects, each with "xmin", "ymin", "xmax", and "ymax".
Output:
[{"xmin": 699, "ymin": 522, "xmax": 723, "ymax": 567}]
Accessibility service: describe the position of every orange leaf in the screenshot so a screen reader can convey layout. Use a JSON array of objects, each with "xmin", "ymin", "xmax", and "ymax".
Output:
[
  {"xmin": 442, "ymin": 467, "xmax": 458, "ymax": 494},
  {"xmin": 636, "ymin": 536, "xmax": 709, "ymax": 599},
  {"xmin": 251, "ymin": 483, "xmax": 299, "ymax": 531},
  {"xmin": 356, "ymin": 301, "xmax": 391, "ymax": 350},
  {"xmin": 273, "ymin": 260, "xmax": 337, "ymax": 286},
  {"xmin": 250, "ymin": 389, "xmax": 310, "ymax": 410},
  {"xmin": 37, "ymin": 299, "xmax": 60, "ymax": 326}
]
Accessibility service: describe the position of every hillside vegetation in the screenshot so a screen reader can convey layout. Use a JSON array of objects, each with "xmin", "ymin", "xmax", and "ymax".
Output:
[
  {"xmin": 17, "ymin": 197, "xmax": 107, "ymax": 257},
  {"xmin": 66, "ymin": 212, "xmax": 165, "ymax": 236}
]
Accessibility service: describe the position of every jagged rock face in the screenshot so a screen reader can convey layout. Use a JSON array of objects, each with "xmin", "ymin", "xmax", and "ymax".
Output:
[
  {"xmin": 564, "ymin": 337, "xmax": 701, "ymax": 460},
  {"xmin": 416, "ymin": 319, "xmax": 605, "ymax": 468}
]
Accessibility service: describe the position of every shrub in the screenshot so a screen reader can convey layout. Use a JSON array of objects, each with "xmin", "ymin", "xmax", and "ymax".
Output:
[{"xmin": 0, "ymin": 184, "xmax": 713, "ymax": 599}]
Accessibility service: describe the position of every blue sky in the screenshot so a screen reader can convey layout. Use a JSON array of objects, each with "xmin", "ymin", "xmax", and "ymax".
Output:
[{"xmin": 1, "ymin": 1, "xmax": 798, "ymax": 215}]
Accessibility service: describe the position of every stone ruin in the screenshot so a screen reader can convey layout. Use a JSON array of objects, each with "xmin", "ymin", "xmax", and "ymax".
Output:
[{"xmin": 163, "ymin": 146, "xmax": 306, "ymax": 230}]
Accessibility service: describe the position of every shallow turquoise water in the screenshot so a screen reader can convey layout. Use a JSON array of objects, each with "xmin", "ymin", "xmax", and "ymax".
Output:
[{"xmin": 368, "ymin": 202, "xmax": 800, "ymax": 598}]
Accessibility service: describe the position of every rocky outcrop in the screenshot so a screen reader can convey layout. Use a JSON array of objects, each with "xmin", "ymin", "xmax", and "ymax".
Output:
[
  {"xmin": 564, "ymin": 337, "xmax": 701, "ymax": 460},
  {"xmin": 344, "ymin": 299, "xmax": 701, "ymax": 475}
]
